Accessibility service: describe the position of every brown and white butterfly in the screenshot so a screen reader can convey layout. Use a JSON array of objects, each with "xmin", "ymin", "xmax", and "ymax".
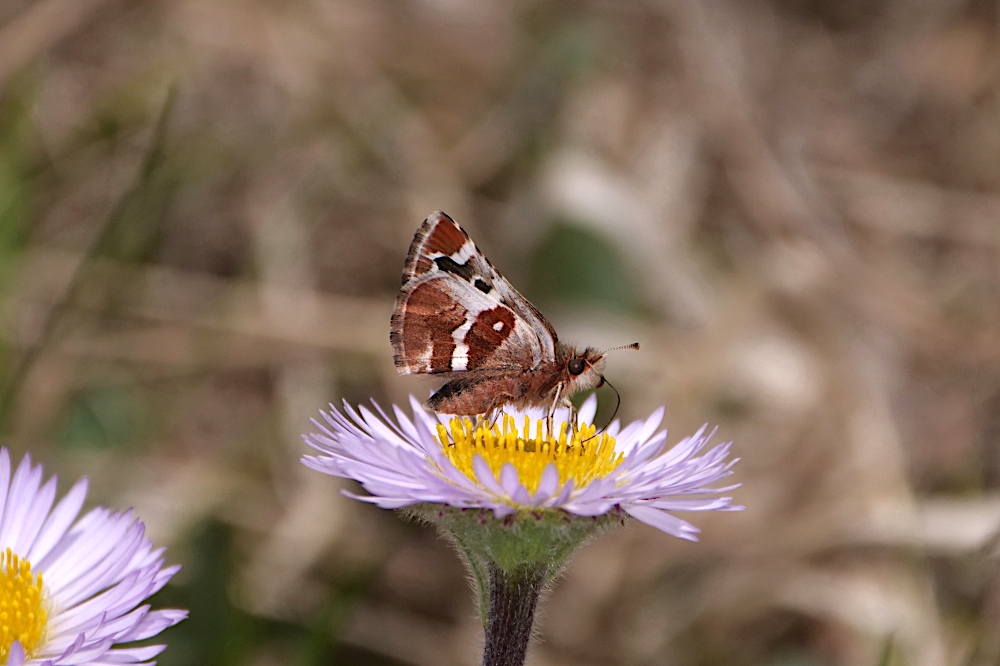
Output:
[{"xmin": 390, "ymin": 211, "xmax": 634, "ymax": 416}]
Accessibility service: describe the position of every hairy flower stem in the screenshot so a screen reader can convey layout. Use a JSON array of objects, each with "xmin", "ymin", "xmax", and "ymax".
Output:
[{"xmin": 482, "ymin": 563, "xmax": 545, "ymax": 666}]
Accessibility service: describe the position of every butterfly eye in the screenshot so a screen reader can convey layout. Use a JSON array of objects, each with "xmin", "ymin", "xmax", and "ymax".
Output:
[{"xmin": 567, "ymin": 358, "xmax": 586, "ymax": 375}]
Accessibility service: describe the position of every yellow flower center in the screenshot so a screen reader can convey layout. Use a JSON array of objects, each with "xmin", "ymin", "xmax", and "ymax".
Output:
[
  {"xmin": 437, "ymin": 415, "xmax": 624, "ymax": 497},
  {"xmin": 0, "ymin": 549, "xmax": 46, "ymax": 663}
]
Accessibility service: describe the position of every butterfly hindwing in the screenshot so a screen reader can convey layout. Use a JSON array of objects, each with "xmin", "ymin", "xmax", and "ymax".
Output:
[{"xmin": 391, "ymin": 211, "xmax": 611, "ymax": 416}]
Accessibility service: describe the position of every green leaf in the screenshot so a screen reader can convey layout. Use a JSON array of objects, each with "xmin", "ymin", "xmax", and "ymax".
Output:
[{"xmin": 528, "ymin": 222, "xmax": 643, "ymax": 315}]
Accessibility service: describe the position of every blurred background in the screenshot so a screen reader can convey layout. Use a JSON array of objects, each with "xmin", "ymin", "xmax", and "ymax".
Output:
[{"xmin": 1, "ymin": 0, "xmax": 999, "ymax": 664}]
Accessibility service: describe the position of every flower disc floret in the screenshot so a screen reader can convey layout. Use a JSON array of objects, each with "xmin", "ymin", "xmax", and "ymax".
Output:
[
  {"xmin": 0, "ymin": 549, "xmax": 45, "ymax": 661},
  {"xmin": 438, "ymin": 416, "xmax": 623, "ymax": 495},
  {"xmin": 302, "ymin": 395, "xmax": 742, "ymax": 541}
]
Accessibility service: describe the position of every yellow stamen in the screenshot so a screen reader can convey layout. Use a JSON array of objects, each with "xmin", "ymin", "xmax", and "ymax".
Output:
[
  {"xmin": 0, "ymin": 549, "xmax": 46, "ymax": 663},
  {"xmin": 437, "ymin": 415, "xmax": 624, "ymax": 497}
]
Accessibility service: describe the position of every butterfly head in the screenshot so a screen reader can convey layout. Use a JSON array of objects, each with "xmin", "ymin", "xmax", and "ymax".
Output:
[{"xmin": 564, "ymin": 348, "xmax": 607, "ymax": 393}]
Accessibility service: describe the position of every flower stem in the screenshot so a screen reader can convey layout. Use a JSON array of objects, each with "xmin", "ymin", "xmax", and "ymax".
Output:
[{"xmin": 482, "ymin": 563, "xmax": 545, "ymax": 666}]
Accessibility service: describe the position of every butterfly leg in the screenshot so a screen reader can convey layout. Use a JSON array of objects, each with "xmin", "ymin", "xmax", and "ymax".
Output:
[
  {"xmin": 545, "ymin": 383, "xmax": 565, "ymax": 440},
  {"xmin": 486, "ymin": 407, "xmax": 503, "ymax": 430},
  {"xmin": 474, "ymin": 409, "xmax": 494, "ymax": 431}
]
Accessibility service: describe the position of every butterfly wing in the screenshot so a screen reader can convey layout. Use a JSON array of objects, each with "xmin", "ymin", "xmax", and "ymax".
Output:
[{"xmin": 391, "ymin": 212, "xmax": 558, "ymax": 376}]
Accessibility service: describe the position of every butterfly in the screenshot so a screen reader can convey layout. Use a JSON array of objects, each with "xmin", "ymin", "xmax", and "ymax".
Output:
[{"xmin": 390, "ymin": 211, "xmax": 636, "ymax": 417}]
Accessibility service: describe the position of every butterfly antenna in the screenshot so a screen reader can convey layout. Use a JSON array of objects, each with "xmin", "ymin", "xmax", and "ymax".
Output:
[
  {"xmin": 600, "ymin": 342, "xmax": 640, "ymax": 355},
  {"xmin": 581, "ymin": 377, "xmax": 621, "ymax": 443}
]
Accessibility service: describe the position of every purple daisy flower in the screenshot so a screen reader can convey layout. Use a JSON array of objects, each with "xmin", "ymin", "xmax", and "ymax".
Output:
[
  {"xmin": 0, "ymin": 449, "xmax": 186, "ymax": 666},
  {"xmin": 302, "ymin": 395, "xmax": 741, "ymax": 540}
]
